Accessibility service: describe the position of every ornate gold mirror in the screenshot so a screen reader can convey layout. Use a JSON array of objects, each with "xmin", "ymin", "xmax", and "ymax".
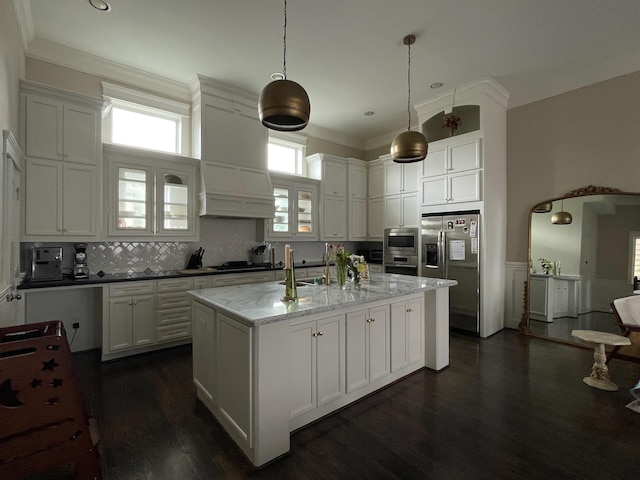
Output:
[{"xmin": 519, "ymin": 186, "xmax": 640, "ymax": 346}]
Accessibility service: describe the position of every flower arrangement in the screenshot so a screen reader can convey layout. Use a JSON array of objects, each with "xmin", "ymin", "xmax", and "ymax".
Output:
[
  {"xmin": 442, "ymin": 113, "xmax": 462, "ymax": 133},
  {"xmin": 331, "ymin": 244, "xmax": 368, "ymax": 289},
  {"xmin": 538, "ymin": 258, "xmax": 553, "ymax": 274}
]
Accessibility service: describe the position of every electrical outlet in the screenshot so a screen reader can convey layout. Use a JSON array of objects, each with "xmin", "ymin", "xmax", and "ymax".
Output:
[{"xmin": 72, "ymin": 322, "xmax": 80, "ymax": 329}]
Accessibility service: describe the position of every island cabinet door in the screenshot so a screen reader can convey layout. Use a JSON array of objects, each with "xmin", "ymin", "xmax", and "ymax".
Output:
[
  {"xmin": 289, "ymin": 314, "xmax": 345, "ymax": 419},
  {"xmin": 390, "ymin": 296, "xmax": 424, "ymax": 372},
  {"xmin": 192, "ymin": 301, "xmax": 216, "ymax": 404},
  {"xmin": 316, "ymin": 315, "xmax": 345, "ymax": 407},
  {"xmin": 290, "ymin": 321, "xmax": 317, "ymax": 418},
  {"xmin": 346, "ymin": 306, "xmax": 389, "ymax": 393}
]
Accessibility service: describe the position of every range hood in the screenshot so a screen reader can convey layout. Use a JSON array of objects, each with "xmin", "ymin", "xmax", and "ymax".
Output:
[{"xmin": 199, "ymin": 161, "xmax": 275, "ymax": 218}]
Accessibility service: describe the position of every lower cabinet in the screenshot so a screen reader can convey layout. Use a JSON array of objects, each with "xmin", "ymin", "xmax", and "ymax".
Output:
[
  {"xmin": 290, "ymin": 314, "xmax": 345, "ymax": 419},
  {"xmin": 390, "ymin": 297, "xmax": 423, "ymax": 372},
  {"xmin": 156, "ymin": 277, "xmax": 193, "ymax": 343},
  {"xmin": 345, "ymin": 305, "xmax": 389, "ymax": 392},
  {"xmin": 106, "ymin": 282, "xmax": 156, "ymax": 351}
]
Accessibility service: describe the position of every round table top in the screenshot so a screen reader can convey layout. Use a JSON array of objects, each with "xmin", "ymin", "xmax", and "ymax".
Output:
[{"xmin": 571, "ymin": 329, "xmax": 631, "ymax": 346}]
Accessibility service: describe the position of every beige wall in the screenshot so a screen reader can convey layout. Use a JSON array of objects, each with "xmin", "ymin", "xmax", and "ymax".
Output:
[
  {"xmin": 0, "ymin": 1, "xmax": 26, "ymax": 135},
  {"xmin": 506, "ymin": 70, "xmax": 640, "ymax": 263},
  {"xmin": 306, "ymin": 136, "xmax": 364, "ymax": 159},
  {"xmin": 26, "ymin": 58, "xmax": 103, "ymax": 98}
]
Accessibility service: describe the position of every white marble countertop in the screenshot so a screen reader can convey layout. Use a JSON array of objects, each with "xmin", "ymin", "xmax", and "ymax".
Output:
[{"xmin": 189, "ymin": 273, "xmax": 457, "ymax": 327}]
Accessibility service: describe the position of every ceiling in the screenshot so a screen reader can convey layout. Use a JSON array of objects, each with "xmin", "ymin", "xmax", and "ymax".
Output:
[{"xmin": 15, "ymin": 0, "xmax": 640, "ymax": 147}]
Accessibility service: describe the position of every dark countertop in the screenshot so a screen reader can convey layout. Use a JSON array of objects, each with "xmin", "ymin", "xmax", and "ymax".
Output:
[{"xmin": 18, "ymin": 261, "xmax": 326, "ymax": 290}]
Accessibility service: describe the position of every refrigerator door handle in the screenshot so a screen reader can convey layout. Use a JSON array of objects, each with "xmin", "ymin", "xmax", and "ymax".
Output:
[{"xmin": 440, "ymin": 230, "xmax": 447, "ymax": 278}]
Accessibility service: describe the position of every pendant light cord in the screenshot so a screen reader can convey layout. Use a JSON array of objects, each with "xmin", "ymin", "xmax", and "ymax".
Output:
[
  {"xmin": 406, "ymin": 40, "xmax": 412, "ymax": 131},
  {"xmin": 282, "ymin": 0, "xmax": 287, "ymax": 80}
]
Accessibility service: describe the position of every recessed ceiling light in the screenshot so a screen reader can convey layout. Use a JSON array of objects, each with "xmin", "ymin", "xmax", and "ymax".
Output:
[
  {"xmin": 430, "ymin": 82, "xmax": 443, "ymax": 89},
  {"xmin": 89, "ymin": 0, "xmax": 111, "ymax": 12},
  {"xmin": 364, "ymin": 111, "xmax": 375, "ymax": 116}
]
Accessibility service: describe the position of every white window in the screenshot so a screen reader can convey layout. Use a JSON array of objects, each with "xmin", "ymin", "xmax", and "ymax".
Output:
[
  {"xmin": 268, "ymin": 133, "xmax": 306, "ymax": 175},
  {"xmin": 630, "ymin": 232, "xmax": 640, "ymax": 280},
  {"xmin": 102, "ymin": 82, "xmax": 190, "ymax": 156}
]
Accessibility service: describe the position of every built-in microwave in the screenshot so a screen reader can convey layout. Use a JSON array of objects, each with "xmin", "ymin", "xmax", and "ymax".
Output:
[{"xmin": 383, "ymin": 227, "xmax": 419, "ymax": 255}]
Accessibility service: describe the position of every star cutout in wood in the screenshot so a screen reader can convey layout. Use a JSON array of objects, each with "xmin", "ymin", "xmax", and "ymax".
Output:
[
  {"xmin": 31, "ymin": 378, "xmax": 42, "ymax": 388},
  {"xmin": 46, "ymin": 397, "xmax": 59, "ymax": 406},
  {"xmin": 51, "ymin": 378, "xmax": 63, "ymax": 388},
  {"xmin": 42, "ymin": 358, "xmax": 59, "ymax": 372}
]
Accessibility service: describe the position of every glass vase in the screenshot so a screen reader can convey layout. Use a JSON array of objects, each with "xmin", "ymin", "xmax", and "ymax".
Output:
[{"xmin": 336, "ymin": 262, "xmax": 347, "ymax": 290}]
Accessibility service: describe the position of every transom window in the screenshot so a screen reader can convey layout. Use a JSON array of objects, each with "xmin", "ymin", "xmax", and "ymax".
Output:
[
  {"xmin": 268, "ymin": 134, "xmax": 306, "ymax": 175},
  {"xmin": 102, "ymin": 82, "xmax": 190, "ymax": 155}
]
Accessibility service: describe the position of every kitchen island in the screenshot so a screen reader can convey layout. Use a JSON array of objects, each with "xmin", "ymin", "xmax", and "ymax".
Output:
[{"xmin": 189, "ymin": 273, "xmax": 456, "ymax": 466}]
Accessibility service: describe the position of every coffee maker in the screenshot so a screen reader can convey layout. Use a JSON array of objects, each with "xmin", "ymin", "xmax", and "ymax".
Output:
[{"xmin": 73, "ymin": 243, "xmax": 89, "ymax": 279}]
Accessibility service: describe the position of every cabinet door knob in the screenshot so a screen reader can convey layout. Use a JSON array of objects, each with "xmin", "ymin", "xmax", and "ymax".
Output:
[
  {"xmin": 406, "ymin": 308, "xmax": 413, "ymax": 313},
  {"xmin": 317, "ymin": 331, "xmax": 323, "ymax": 336},
  {"xmin": 370, "ymin": 317, "xmax": 375, "ymax": 322}
]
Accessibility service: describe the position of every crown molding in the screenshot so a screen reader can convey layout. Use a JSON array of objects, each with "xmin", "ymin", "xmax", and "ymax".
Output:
[{"xmin": 13, "ymin": 0, "xmax": 34, "ymax": 51}]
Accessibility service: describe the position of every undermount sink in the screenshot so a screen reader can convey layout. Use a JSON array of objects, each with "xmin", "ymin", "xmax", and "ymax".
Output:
[{"xmin": 278, "ymin": 277, "xmax": 321, "ymax": 287}]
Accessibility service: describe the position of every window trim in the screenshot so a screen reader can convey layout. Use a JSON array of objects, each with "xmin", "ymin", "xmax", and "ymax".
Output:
[
  {"xmin": 102, "ymin": 82, "xmax": 190, "ymax": 156},
  {"xmin": 629, "ymin": 231, "xmax": 640, "ymax": 281}
]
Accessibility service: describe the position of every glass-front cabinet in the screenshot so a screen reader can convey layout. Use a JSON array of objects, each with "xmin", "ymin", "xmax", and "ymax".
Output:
[
  {"xmin": 262, "ymin": 174, "xmax": 319, "ymax": 241},
  {"xmin": 105, "ymin": 144, "xmax": 199, "ymax": 240},
  {"xmin": 157, "ymin": 169, "xmax": 195, "ymax": 236}
]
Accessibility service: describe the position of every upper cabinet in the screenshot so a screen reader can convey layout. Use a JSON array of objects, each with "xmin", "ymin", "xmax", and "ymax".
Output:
[
  {"xmin": 307, "ymin": 154, "xmax": 348, "ymax": 241},
  {"xmin": 20, "ymin": 80, "xmax": 106, "ymax": 241},
  {"xmin": 22, "ymin": 84, "xmax": 102, "ymax": 166},
  {"xmin": 258, "ymin": 174, "xmax": 319, "ymax": 241},
  {"xmin": 347, "ymin": 159, "xmax": 368, "ymax": 241},
  {"xmin": 420, "ymin": 134, "xmax": 482, "ymax": 206},
  {"xmin": 384, "ymin": 161, "xmax": 419, "ymax": 196},
  {"xmin": 382, "ymin": 156, "xmax": 419, "ymax": 228},
  {"xmin": 104, "ymin": 144, "xmax": 199, "ymax": 241}
]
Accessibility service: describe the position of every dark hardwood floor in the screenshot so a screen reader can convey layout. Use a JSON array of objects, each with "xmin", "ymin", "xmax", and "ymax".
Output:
[{"xmin": 72, "ymin": 330, "xmax": 640, "ymax": 480}]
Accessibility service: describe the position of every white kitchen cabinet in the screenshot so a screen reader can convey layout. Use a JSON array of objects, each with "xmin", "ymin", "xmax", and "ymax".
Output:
[
  {"xmin": 422, "ymin": 138, "xmax": 481, "ymax": 178},
  {"xmin": 289, "ymin": 314, "xmax": 345, "ymax": 419},
  {"xmin": 421, "ymin": 170, "xmax": 482, "ymax": 206},
  {"xmin": 367, "ymin": 197, "xmax": 384, "ymax": 240},
  {"xmin": 384, "ymin": 160, "xmax": 419, "ymax": 195},
  {"xmin": 193, "ymin": 277, "xmax": 215, "ymax": 290},
  {"xmin": 390, "ymin": 296, "xmax": 424, "ymax": 372},
  {"xmin": 307, "ymin": 153, "xmax": 347, "ymax": 197},
  {"xmin": 105, "ymin": 144, "xmax": 199, "ymax": 240},
  {"xmin": 347, "ymin": 159, "xmax": 368, "ymax": 241},
  {"xmin": 384, "ymin": 192, "xmax": 419, "ymax": 228},
  {"xmin": 345, "ymin": 305, "xmax": 389, "ymax": 393},
  {"xmin": 421, "ymin": 135, "xmax": 482, "ymax": 206},
  {"xmin": 21, "ymin": 82, "xmax": 102, "ymax": 165},
  {"xmin": 107, "ymin": 282, "xmax": 156, "ymax": 352},
  {"xmin": 322, "ymin": 195, "xmax": 347, "ymax": 240},
  {"xmin": 192, "ymin": 300, "xmax": 216, "ymax": 404},
  {"xmin": 24, "ymin": 158, "xmax": 98, "ymax": 238},
  {"xmin": 260, "ymin": 174, "xmax": 319, "ymax": 241},
  {"xmin": 156, "ymin": 277, "xmax": 194, "ymax": 343},
  {"xmin": 368, "ymin": 161, "xmax": 384, "ymax": 198}
]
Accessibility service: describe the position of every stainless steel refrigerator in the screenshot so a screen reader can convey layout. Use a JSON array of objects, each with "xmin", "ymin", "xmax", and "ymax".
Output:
[{"xmin": 421, "ymin": 211, "xmax": 480, "ymax": 334}]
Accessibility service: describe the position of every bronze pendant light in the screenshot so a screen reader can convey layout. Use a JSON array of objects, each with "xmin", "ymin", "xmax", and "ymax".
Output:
[
  {"xmin": 391, "ymin": 34, "xmax": 428, "ymax": 163},
  {"xmin": 551, "ymin": 199, "xmax": 573, "ymax": 224},
  {"xmin": 532, "ymin": 201, "xmax": 553, "ymax": 213},
  {"xmin": 258, "ymin": 0, "xmax": 310, "ymax": 131}
]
